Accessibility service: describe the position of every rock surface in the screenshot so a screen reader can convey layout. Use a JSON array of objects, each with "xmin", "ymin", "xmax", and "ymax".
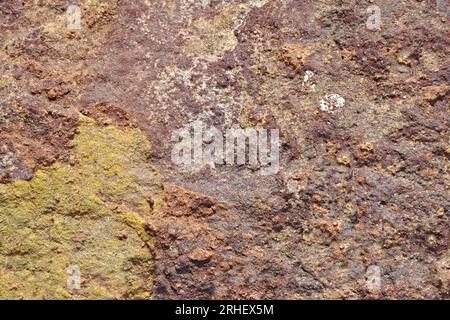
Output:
[{"xmin": 0, "ymin": 0, "xmax": 448, "ymax": 299}]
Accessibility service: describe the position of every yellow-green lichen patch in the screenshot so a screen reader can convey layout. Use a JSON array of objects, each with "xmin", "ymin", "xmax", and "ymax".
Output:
[{"xmin": 0, "ymin": 115, "xmax": 164, "ymax": 299}]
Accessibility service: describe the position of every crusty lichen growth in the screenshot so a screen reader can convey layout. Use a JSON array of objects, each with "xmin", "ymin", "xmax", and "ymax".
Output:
[
  {"xmin": 0, "ymin": 115, "xmax": 163, "ymax": 299},
  {"xmin": 182, "ymin": 1, "xmax": 268, "ymax": 62}
]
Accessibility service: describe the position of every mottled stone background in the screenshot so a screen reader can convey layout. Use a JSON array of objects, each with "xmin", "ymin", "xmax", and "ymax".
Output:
[{"xmin": 0, "ymin": 0, "xmax": 448, "ymax": 299}]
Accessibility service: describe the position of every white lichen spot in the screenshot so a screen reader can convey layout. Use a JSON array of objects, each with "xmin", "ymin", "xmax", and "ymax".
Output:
[
  {"xmin": 201, "ymin": 0, "xmax": 210, "ymax": 8},
  {"xmin": 366, "ymin": 265, "xmax": 382, "ymax": 294},
  {"xmin": 319, "ymin": 94, "xmax": 345, "ymax": 114},
  {"xmin": 251, "ymin": 0, "xmax": 270, "ymax": 8},
  {"xmin": 303, "ymin": 70, "xmax": 314, "ymax": 85},
  {"xmin": 302, "ymin": 70, "xmax": 316, "ymax": 92}
]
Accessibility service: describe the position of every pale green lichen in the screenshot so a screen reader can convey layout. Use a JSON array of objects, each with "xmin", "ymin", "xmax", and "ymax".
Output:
[
  {"xmin": 182, "ymin": 1, "xmax": 268, "ymax": 62},
  {"xmin": 0, "ymin": 115, "xmax": 164, "ymax": 299}
]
